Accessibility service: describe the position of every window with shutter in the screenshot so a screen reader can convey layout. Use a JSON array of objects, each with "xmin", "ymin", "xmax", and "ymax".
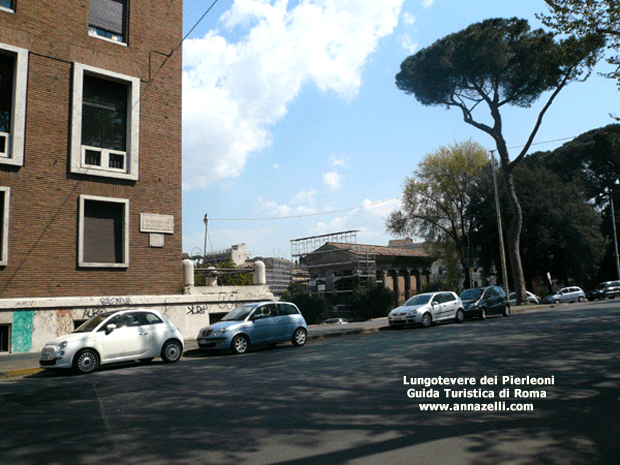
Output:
[
  {"xmin": 88, "ymin": 0, "xmax": 127, "ymax": 43},
  {"xmin": 79, "ymin": 195, "xmax": 129, "ymax": 268}
]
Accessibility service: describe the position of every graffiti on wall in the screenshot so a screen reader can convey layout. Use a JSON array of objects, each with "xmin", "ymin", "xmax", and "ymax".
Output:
[
  {"xmin": 187, "ymin": 305, "xmax": 207, "ymax": 315},
  {"xmin": 12, "ymin": 310, "xmax": 34, "ymax": 353}
]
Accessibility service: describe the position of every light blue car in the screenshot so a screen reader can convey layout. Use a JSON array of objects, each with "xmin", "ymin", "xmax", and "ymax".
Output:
[
  {"xmin": 542, "ymin": 286, "xmax": 586, "ymax": 304},
  {"xmin": 196, "ymin": 302, "xmax": 308, "ymax": 354}
]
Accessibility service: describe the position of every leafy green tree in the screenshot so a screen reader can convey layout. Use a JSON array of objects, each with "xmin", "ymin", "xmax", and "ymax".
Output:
[
  {"xmin": 386, "ymin": 139, "xmax": 490, "ymax": 289},
  {"xmin": 207, "ymin": 260, "xmax": 253, "ymax": 286},
  {"xmin": 530, "ymin": 124, "xmax": 620, "ymax": 281},
  {"xmin": 281, "ymin": 283, "xmax": 330, "ymax": 324},
  {"xmin": 350, "ymin": 284, "xmax": 396, "ymax": 321},
  {"xmin": 395, "ymin": 17, "xmax": 602, "ymax": 303},
  {"xmin": 468, "ymin": 161, "xmax": 605, "ymax": 291},
  {"xmin": 539, "ymin": 0, "xmax": 620, "ymax": 88}
]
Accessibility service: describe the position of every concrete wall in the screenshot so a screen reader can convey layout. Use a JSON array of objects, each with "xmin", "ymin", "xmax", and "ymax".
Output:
[{"xmin": 0, "ymin": 285, "xmax": 274, "ymax": 354}]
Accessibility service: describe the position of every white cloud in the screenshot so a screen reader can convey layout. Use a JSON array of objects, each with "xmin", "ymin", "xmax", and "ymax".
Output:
[
  {"xmin": 402, "ymin": 11, "xmax": 416, "ymax": 26},
  {"xmin": 291, "ymin": 190, "xmax": 318, "ymax": 205},
  {"xmin": 329, "ymin": 153, "xmax": 350, "ymax": 167},
  {"xmin": 422, "ymin": 0, "xmax": 436, "ymax": 8},
  {"xmin": 399, "ymin": 33, "xmax": 418, "ymax": 54},
  {"xmin": 323, "ymin": 171, "xmax": 342, "ymax": 190},
  {"xmin": 182, "ymin": 0, "xmax": 404, "ymax": 189},
  {"xmin": 273, "ymin": 163, "xmax": 280, "ymax": 170},
  {"xmin": 256, "ymin": 196, "xmax": 292, "ymax": 216}
]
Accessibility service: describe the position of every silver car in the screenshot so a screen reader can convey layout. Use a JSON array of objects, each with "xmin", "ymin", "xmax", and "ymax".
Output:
[
  {"xmin": 388, "ymin": 291, "xmax": 465, "ymax": 328},
  {"xmin": 39, "ymin": 309, "xmax": 184, "ymax": 374},
  {"xmin": 197, "ymin": 302, "xmax": 308, "ymax": 354},
  {"xmin": 542, "ymin": 286, "xmax": 586, "ymax": 304}
]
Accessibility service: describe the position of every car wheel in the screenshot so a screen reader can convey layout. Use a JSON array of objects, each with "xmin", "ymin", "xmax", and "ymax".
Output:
[
  {"xmin": 455, "ymin": 309, "xmax": 465, "ymax": 323},
  {"xmin": 161, "ymin": 340, "xmax": 182, "ymax": 363},
  {"xmin": 421, "ymin": 312, "xmax": 432, "ymax": 328},
  {"xmin": 479, "ymin": 308, "xmax": 487, "ymax": 320},
  {"xmin": 139, "ymin": 358, "xmax": 154, "ymax": 364},
  {"xmin": 231, "ymin": 334, "xmax": 249, "ymax": 354},
  {"xmin": 73, "ymin": 349, "xmax": 99, "ymax": 374},
  {"xmin": 553, "ymin": 299, "xmax": 560, "ymax": 305},
  {"xmin": 578, "ymin": 296, "xmax": 585, "ymax": 302},
  {"xmin": 292, "ymin": 328, "xmax": 307, "ymax": 347},
  {"xmin": 503, "ymin": 305, "xmax": 510, "ymax": 317}
]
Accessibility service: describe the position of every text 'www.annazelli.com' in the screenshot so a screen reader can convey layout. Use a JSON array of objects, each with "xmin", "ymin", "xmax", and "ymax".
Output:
[{"xmin": 419, "ymin": 402, "xmax": 534, "ymax": 412}]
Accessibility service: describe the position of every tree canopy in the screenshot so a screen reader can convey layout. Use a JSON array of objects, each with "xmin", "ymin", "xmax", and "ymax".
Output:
[
  {"xmin": 539, "ymin": 0, "xmax": 620, "ymax": 87},
  {"xmin": 386, "ymin": 139, "xmax": 489, "ymax": 288},
  {"xmin": 395, "ymin": 17, "xmax": 602, "ymax": 303},
  {"xmin": 468, "ymin": 161, "xmax": 605, "ymax": 291}
]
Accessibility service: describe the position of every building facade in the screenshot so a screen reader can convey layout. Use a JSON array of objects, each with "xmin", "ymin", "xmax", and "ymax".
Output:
[
  {"xmin": 301, "ymin": 242, "xmax": 435, "ymax": 310},
  {"xmin": 204, "ymin": 243, "xmax": 250, "ymax": 267},
  {"xmin": 0, "ymin": 1, "xmax": 183, "ymax": 300}
]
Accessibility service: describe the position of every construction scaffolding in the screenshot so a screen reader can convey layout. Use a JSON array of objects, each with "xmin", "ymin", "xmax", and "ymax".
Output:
[
  {"xmin": 291, "ymin": 231, "xmax": 378, "ymax": 317},
  {"xmin": 291, "ymin": 230, "xmax": 360, "ymax": 257}
]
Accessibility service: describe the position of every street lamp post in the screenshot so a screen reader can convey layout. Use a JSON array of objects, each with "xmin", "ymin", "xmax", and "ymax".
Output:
[
  {"xmin": 610, "ymin": 194, "xmax": 620, "ymax": 280},
  {"xmin": 203, "ymin": 214, "xmax": 208, "ymax": 269}
]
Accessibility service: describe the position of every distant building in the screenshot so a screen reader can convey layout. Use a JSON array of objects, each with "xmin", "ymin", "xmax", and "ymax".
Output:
[
  {"xmin": 252, "ymin": 257, "xmax": 293, "ymax": 298},
  {"xmin": 204, "ymin": 244, "xmax": 250, "ymax": 267},
  {"xmin": 300, "ymin": 241, "xmax": 434, "ymax": 309}
]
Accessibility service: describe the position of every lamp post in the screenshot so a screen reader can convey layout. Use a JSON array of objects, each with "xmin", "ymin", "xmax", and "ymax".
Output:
[
  {"xmin": 610, "ymin": 193, "xmax": 620, "ymax": 280},
  {"xmin": 203, "ymin": 214, "xmax": 208, "ymax": 269}
]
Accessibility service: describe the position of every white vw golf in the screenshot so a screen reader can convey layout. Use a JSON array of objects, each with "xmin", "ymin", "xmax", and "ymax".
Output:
[
  {"xmin": 39, "ymin": 309, "xmax": 184, "ymax": 374},
  {"xmin": 388, "ymin": 291, "xmax": 465, "ymax": 328}
]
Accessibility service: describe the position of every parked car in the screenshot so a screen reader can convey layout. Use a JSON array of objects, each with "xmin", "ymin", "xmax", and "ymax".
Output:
[
  {"xmin": 387, "ymin": 291, "xmax": 464, "ymax": 328},
  {"xmin": 460, "ymin": 286, "xmax": 510, "ymax": 320},
  {"xmin": 509, "ymin": 291, "xmax": 541, "ymax": 306},
  {"xmin": 197, "ymin": 301, "xmax": 308, "ymax": 354},
  {"xmin": 586, "ymin": 281, "xmax": 620, "ymax": 301},
  {"xmin": 542, "ymin": 286, "xmax": 586, "ymax": 304},
  {"xmin": 39, "ymin": 309, "xmax": 184, "ymax": 374},
  {"xmin": 320, "ymin": 318, "xmax": 349, "ymax": 325}
]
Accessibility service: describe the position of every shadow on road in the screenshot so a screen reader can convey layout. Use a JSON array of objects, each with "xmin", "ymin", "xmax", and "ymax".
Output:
[{"xmin": 1, "ymin": 308, "xmax": 619, "ymax": 464}]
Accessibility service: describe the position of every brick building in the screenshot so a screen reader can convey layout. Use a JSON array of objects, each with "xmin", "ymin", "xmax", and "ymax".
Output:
[{"xmin": 0, "ymin": 0, "xmax": 183, "ymax": 299}]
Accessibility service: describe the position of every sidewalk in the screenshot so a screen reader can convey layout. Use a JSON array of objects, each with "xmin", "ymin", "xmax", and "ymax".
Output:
[{"xmin": 0, "ymin": 318, "xmax": 388, "ymax": 379}]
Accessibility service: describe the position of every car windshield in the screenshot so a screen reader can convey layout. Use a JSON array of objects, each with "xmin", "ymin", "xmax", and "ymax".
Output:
[
  {"xmin": 73, "ymin": 311, "xmax": 115, "ymax": 333},
  {"xmin": 221, "ymin": 303, "xmax": 260, "ymax": 321},
  {"xmin": 461, "ymin": 289, "xmax": 483, "ymax": 300},
  {"xmin": 403, "ymin": 294, "xmax": 432, "ymax": 306}
]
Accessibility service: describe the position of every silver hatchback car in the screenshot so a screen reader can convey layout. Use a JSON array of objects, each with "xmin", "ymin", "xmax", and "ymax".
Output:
[
  {"xmin": 542, "ymin": 286, "xmax": 586, "ymax": 304},
  {"xmin": 388, "ymin": 291, "xmax": 465, "ymax": 328},
  {"xmin": 197, "ymin": 302, "xmax": 308, "ymax": 354}
]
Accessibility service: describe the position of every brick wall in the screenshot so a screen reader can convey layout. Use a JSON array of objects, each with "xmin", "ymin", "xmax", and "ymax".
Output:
[{"xmin": 0, "ymin": 1, "xmax": 183, "ymax": 298}]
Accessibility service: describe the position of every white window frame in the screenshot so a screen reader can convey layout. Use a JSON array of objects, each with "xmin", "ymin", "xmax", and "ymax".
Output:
[
  {"xmin": 0, "ymin": 187, "xmax": 9, "ymax": 266},
  {"xmin": 0, "ymin": 1, "xmax": 15, "ymax": 14},
  {"xmin": 0, "ymin": 43, "xmax": 28, "ymax": 167},
  {"xmin": 78, "ymin": 194, "xmax": 129, "ymax": 268},
  {"xmin": 71, "ymin": 63, "xmax": 139, "ymax": 180}
]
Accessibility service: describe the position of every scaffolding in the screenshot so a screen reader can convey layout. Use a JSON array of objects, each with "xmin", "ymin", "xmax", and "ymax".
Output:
[
  {"xmin": 291, "ymin": 231, "xmax": 378, "ymax": 316},
  {"xmin": 291, "ymin": 230, "xmax": 360, "ymax": 257}
]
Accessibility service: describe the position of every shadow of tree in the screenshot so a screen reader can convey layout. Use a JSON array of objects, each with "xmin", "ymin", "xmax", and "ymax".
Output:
[{"xmin": 0, "ymin": 307, "xmax": 618, "ymax": 464}]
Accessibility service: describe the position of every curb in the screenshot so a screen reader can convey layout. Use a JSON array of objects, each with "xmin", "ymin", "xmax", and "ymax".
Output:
[{"xmin": 0, "ymin": 367, "xmax": 43, "ymax": 379}]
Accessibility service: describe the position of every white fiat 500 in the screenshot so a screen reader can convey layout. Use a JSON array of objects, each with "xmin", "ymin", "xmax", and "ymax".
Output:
[
  {"xmin": 388, "ymin": 291, "xmax": 465, "ymax": 328},
  {"xmin": 39, "ymin": 309, "xmax": 184, "ymax": 374}
]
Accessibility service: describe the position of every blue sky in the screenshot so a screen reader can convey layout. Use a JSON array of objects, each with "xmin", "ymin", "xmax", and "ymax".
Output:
[{"xmin": 181, "ymin": 0, "xmax": 620, "ymax": 260}]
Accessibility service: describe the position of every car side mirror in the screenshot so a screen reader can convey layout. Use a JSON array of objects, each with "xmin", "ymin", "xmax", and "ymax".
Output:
[{"xmin": 106, "ymin": 323, "xmax": 117, "ymax": 334}]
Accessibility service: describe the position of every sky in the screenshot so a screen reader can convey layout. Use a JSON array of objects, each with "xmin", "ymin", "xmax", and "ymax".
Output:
[{"xmin": 180, "ymin": 0, "xmax": 620, "ymax": 261}]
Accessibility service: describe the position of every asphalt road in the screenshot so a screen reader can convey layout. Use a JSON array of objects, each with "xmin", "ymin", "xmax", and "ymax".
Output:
[{"xmin": 1, "ymin": 303, "xmax": 619, "ymax": 464}]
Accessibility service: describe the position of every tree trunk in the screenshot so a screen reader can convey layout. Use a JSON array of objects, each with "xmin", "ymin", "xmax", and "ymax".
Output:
[{"xmin": 500, "ymin": 162, "xmax": 527, "ymax": 305}]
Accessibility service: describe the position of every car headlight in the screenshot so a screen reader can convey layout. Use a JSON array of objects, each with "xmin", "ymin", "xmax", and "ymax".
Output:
[
  {"xmin": 56, "ymin": 341, "xmax": 68, "ymax": 351},
  {"xmin": 213, "ymin": 328, "xmax": 228, "ymax": 336}
]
